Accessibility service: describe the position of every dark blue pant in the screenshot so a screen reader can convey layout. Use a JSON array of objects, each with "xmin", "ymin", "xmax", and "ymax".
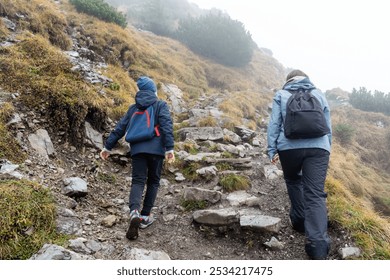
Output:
[
  {"xmin": 130, "ymin": 153, "xmax": 164, "ymax": 216},
  {"xmin": 278, "ymin": 148, "xmax": 330, "ymax": 259}
]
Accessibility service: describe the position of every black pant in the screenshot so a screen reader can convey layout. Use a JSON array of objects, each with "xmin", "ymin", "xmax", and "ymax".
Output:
[
  {"xmin": 129, "ymin": 153, "xmax": 164, "ymax": 216},
  {"xmin": 278, "ymin": 148, "xmax": 330, "ymax": 259}
]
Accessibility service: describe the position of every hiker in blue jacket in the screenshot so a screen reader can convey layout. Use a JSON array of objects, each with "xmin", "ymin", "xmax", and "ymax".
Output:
[
  {"xmin": 100, "ymin": 76, "xmax": 175, "ymax": 240},
  {"xmin": 267, "ymin": 69, "xmax": 332, "ymax": 259}
]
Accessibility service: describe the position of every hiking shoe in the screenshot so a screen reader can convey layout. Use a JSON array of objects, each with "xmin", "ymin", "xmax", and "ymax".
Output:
[
  {"xmin": 139, "ymin": 215, "xmax": 154, "ymax": 229},
  {"xmin": 126, "ymin": 209, "xmax": 141, "ymax": 240}
]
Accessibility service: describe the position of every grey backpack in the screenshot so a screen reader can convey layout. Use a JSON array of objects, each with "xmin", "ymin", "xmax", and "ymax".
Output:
[{"xmin": 284, "ymin": 89, "xmax": 330, "ymax": 139}]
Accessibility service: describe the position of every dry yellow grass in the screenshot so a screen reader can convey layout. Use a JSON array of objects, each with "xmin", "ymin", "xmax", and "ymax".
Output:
[
  {"xmin": 330, "ymin": 107, "xmax": 390, "ymax": 173},
  {"xmin": 0, "ymin": 33, "xmax": 109, "ymax": 145},
  {"xmin": 0, "ymin": 19, "xmax": 9, "ymax": 39},
  {"xmin": 1, "ymin": 0, "xmax": 71, "ymax": 49},
  {"xmin": 102, "ymin": 65, "xmax": 138, "ymax": 119},
  {"xmin": 0, "ymin": 103, "xmax": 26, "ymax": 163},
  {"xmin": 218, "ymin": 90, "xmax": 271, "ymax": 129},
  {"xmin": 326, "ymin": 177, "xmax": 390, "ymax": 259},
  {"xmin": 327, "ymin": 106, "xmax": 390, "ymax": 254},
  {"xmin": 197, "ymin": 116, "xmax": 217, "ymax": 127}
]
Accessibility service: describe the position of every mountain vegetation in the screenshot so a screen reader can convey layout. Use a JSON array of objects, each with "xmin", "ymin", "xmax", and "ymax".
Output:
[
  {"xmin": 0, "ymin": 0, "xmax": 389, "ymax": 260},
  {"xmin": 176, "ymin": 12, "xmax": 255, "ymax": 67},
  {"xmin": 349, "ymin": 87, "xmax": 390, "ymax": 115},
  {"xmin": 105, "ymin": 0, "xmax": 255, "ymax": 67},
  {"xmin": 69, "ymin": 0, "xmax": 127, "ymax": 27},
  {"xmin": 106, "ymin": 0, "xmax": 204, "ymax": 36}
]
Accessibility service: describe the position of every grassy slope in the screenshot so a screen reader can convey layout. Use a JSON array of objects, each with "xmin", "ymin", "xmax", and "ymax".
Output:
[{"xmin": 327, "ymin": 107, "xmax": 390, "ymax": 258}]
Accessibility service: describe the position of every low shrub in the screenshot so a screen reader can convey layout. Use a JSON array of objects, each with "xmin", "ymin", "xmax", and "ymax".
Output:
[
  {"xmin": 333, "ymin": 123, "xmax": 355, "ymax": 145},
  {"xmin": 70, "ymin": 0, "xmax": 127, "ymax": 28}
]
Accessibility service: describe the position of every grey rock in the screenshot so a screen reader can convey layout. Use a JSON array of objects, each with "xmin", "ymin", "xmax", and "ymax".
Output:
[
  {"xmin": 196, "ymin": 166, "xmax": 218, "ymax": 177},
  {"xmin": 101, "ymin": 215, "xmax": 118, "ymax": 228},
  {"xmin": 264, "ymin": 237, "xmax": 284, "ymax": 250},
  {"xmin": 234, "ymin": 126, "xmax": 256, "ymax": 142},
  {"xmin": 175, "ymin": 173, "xmax": 186, "ymax": 182},
  {"xmin": 30, "ymin": 244, "xmax": 93, "ymax": 260},
  {"xmin": 338, "ymin": 247, "xmax": 361, "ymax": 259},
  {"xmin": 183, "ymin": 187, "xmax": 222, "ymax": 204},
  {"xmin": 85, "ymin": 122, "xmax": 103, "ymax": 149},
  {"xmin": 62, "ymin": 177, "xmax": 88, "ymax": 197},
  {"xmin": 6, "ymin": 113, "xmax": 22, "ymax": 126},
  {"xmin": 28, "ymin": 129, "xmax": 56, "ymax": 159},
  {"xmin": 161, "ymin": 84, "xmax": 186, "ymax": 114},
  {"xmin": 226, "ymin": 191, "xmax": 261, "ymax": 207},
  {"xmin": 0, "ymin": 160, "xmax": 23, "ymax": 179},
  {"xmin": 85, "ymin": 240, "xmax": 102, "ymax": 254},
  {"xmin": 193, "ymin": 208, "xmax": 239, "ymax": 226},
  {"xmin": 223, "ymin": 128, "xmax": 242, "ymax": 144},
  {"xmin": 185, "ymin": 152, "xmax": 221, "ymax": 162},
  {"xmin": 1, "ymin": 17, "xmax": 16, "ymax": 31},
  {"xmin": 68, "ymin": 238, "xmax": 92, "ymax": 255},
  {"xmin": 123, "ymin": 248, "xmax": 171, "ymax": 260},
  {"xmin": 56, "ymin": 208, "xmax": 83, "ymax": 235},
  {"xmin": 240, "ymin": 215, "xmax": 281, "ymax": 233},
  {"xmin": 177, "ymin": 127, "xmax": 224, "ymax": 142},
  {"xmin": 263, "ymin": 165, "xmax": 284, "ymax": 180}
]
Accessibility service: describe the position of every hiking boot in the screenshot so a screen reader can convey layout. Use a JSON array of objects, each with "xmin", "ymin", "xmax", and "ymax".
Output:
[
  {"xmin": 126, "ymin": 209, "xmax": 140, "ymax": 240},
  {"xmin": 292, "ymin": 222, "xmax": 305, "ymax": 234},
  {"xmin": 305, "ymin": 239, "xmax": 330, "ymax": 260},
  {"xmin": 139, "ymin": 215, "xmax": 154, "ymax": 229}
]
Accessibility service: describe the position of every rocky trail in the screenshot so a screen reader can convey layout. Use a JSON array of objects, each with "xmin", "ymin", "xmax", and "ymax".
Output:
[
  {"xmin": 0, "ymin": 13, "xmax": 358, "ymax": 260},
  {"xmin": 1, "ymin": 86, "xmax": 355, "ymax": 260}
]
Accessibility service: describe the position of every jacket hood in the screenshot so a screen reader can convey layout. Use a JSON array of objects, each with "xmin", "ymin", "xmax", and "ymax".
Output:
[
  {"xmin": 135, "ymin": 90, "xmax": 158, "ymax": 109},
  {"xmin": 283, "ymin": 76, "xmax": 316, "ymax": 91}
]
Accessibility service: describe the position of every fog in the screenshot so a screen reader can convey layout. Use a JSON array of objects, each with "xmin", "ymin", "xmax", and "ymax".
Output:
[{"xmin": 189, "ymin": 0, "xmax": 390, "ymax": 93}]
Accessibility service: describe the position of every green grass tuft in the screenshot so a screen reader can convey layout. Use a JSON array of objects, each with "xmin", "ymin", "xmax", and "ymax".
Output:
[
  {"xmin": 180, "ymin": 199, "xmax": 208, "ymax": 211},
  {"xmin": 0, "ymin": 180, "xmax": 69, "ymax": 259},
  {"xmin": 219, "ymin": 174, "xmax": 250, "ymax": 192},
  {"xmin": 97, "ymin": 172, "xmax": 116, "ymax": 184}
]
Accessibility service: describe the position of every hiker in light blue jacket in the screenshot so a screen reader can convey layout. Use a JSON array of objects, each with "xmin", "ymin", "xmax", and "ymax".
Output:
[
  {"xmin": 267, "ymin": 69, "xmax": 332, "ymax": 260},
  {"xmin": 100, "ymin": 76, "xmax": 174, "ymax": 241}
]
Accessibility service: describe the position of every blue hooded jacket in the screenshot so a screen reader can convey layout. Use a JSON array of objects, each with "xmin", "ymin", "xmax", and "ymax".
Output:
[
  {"xmin": 104, "ymin": 89, "xmax": 174, "ymax": 157},
  {"xmin": 267, "ymin": 76, "xmax": 332, "ymax": 160}
]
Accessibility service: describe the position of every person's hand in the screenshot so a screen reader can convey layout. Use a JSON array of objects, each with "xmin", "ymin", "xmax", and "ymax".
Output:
[
  {"xmin": 165, "ymin": 150, "xmax": 175, "ymax": 164},
  {"xmin": 271, "ymin": 154, "xmax": 279, "ymax": 165},
  {"xmin": 100, "ymin": 149, "xmax": 111, "ymax": 160}
]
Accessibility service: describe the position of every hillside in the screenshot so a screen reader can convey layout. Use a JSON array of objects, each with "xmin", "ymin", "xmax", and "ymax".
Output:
[{"xmin": 1, "ymin": 0, "xmax": 390, "ymax": 260}]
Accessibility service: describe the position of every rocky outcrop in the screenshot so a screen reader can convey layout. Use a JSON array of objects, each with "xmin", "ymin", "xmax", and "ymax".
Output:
[{"xmin": 28, "ymin": 129, "xmax": 56, "ymax": 160}]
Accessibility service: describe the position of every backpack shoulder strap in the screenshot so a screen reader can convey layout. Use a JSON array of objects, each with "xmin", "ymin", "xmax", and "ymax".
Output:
[
  {"xmin": 127, "ymin": 104, "xmax": 137, "ymax": 119},
  {"xmin": 152, "ymin": 100, "xmax": 163, "ymax": 125}
]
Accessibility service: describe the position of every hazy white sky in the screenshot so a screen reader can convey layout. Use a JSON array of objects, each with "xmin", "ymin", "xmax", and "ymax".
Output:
[{"xmin": 189, "ymin": 0, "xmax": 390, "ymax": 93}]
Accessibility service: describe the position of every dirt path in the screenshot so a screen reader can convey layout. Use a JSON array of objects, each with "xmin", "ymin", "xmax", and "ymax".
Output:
[{"xmin": 47, "ymin": 142, "xmax": 349, "ymax": 260}]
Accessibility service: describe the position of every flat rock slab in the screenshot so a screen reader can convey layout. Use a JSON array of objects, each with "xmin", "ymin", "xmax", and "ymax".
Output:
[{"xmin": 240, "ymin": 215, "xmax": 281, "ymax": 233}]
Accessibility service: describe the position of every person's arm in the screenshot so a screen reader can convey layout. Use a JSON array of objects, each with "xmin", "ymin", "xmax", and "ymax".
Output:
[
  {"xmin": 157, "ymin": 101, "xmax": 175, "ymax": 161},
  {"xmin": 322, "ymin": 97, "xmax": 332, "ymax": 146},
  {"xmin": 100, "ymin": 106, "xmax": 133, "ymax": 160},
  {"xmin": 267, "ymin": 92, "xmax": 282, "ymax": 161}
]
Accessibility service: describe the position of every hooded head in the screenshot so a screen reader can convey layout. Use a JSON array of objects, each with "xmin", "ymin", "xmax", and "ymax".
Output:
[
  {"xmin": 283, "ymin": 69, "xmax": 315, "ymax": 91},
  {"xmin": 286, "ymin": 69, "xmax": 308, "ymax": 82},
  {"xmin": 137, "ymin": 76, "xmax": 157, "ymax": 94}
]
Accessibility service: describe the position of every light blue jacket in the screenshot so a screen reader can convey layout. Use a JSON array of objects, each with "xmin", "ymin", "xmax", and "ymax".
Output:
[{"xmin": 267, "ymin": 77, "xmax": 332, "ymax": 160}]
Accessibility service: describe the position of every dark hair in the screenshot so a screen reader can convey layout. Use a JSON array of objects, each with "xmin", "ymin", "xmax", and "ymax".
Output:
[{"xmin": 286, "ymin": 69, "xmax": 308, "ymax": 81}]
